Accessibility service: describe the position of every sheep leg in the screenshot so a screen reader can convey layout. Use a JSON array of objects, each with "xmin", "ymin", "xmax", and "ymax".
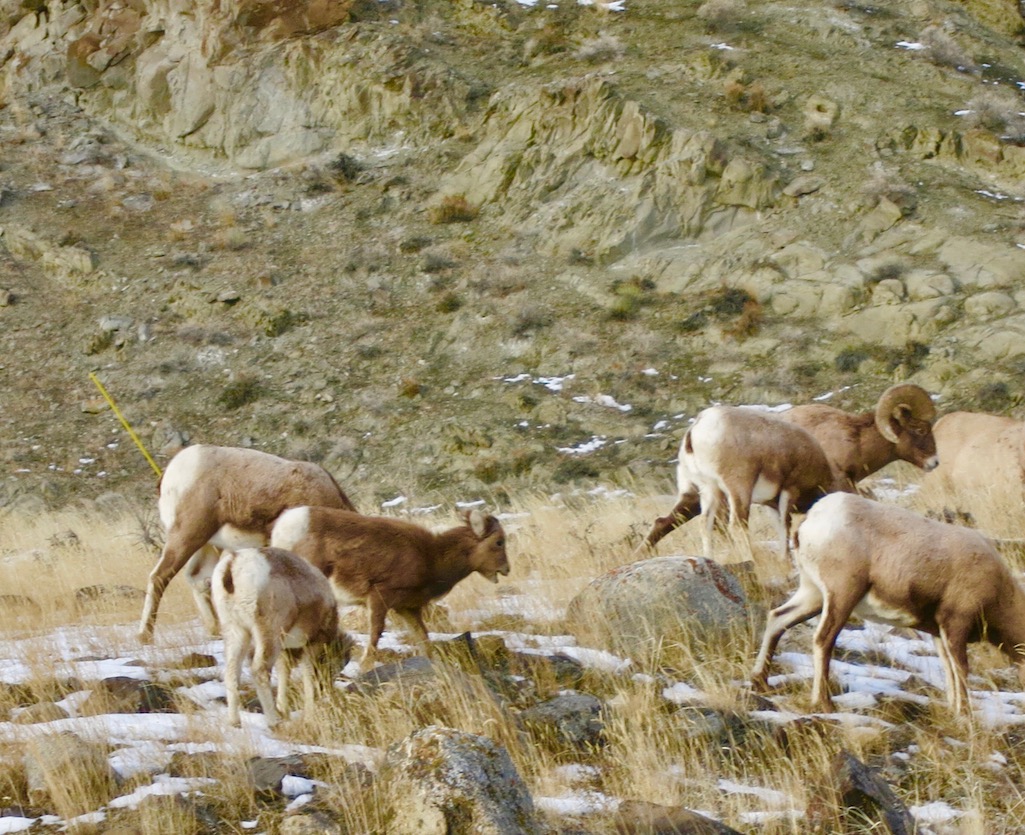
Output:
[
  {"xmin": 725, "ymin": 489, "xmax": 754, "ymax": 560},
  {"xmin": 251, "ymin": 630, "xmax": 282, "ymax": 728},
  {"xmin": 935, "ymin": 618, "xmax": 972, "ymax": 716},
  {"xmin": 395, "ymin": 608, "xmax": 433, "ymax": 658},
  {"xmin": 699, "ymin": 488, "xmax": 723, "ymax": 559},
  {"xmin": 138, "ymin": 520, "xmax": 220, "ymax": 642},
  {"xmin": 750, "ymin": 577, "xmax": 823, "ymax": 691},
  {"xmin": 641, "ymin": 489, "xmax": 701, "ymax": 551},
  {"xmin": 297, "ymin": 649, "xmax": 319, "ymax": 716},
  {"xmin": 223, "ymin": 626, "xmax": 250, "ymax": 727},
  {"xmin": 775, "ymin": 490, "xmax": 793, "ymax": 560},
  {"xmin": 810, "ymin": 588, "xmax": 861, "ymax": 712},
  {"xmin": 184, "ymin": 544, "xmax": 222, "ymax": 637},
  {"xmin": 274, "ymin": 651, "xmax": 293, "ymax": 719},
  {"xmin": 359, "ymin": 595, "xmax": 389, "ymax": 673}
]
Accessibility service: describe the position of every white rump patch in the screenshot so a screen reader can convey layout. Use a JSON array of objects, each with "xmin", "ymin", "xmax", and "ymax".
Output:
[{"xmin": 269, "ymin": 507, "xmax": 311, "ymax": 550}]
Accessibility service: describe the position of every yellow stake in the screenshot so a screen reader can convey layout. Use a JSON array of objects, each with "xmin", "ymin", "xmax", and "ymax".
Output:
[{"xmin": 89, "ymin": 371, "xmax": 163, "ymax": 478}]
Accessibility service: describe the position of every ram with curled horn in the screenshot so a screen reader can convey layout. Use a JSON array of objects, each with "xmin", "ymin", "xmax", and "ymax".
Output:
[
  {"xmin": 638, "ymin": 384, "xmax": 938, "ymax": 554},
  {"xmin": 779, "ymin": 383, "xmax": 938, "ymax": 489}
]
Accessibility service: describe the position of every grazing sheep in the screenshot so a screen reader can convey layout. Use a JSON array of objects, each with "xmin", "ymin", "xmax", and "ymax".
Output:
[
  {"xmin": 270, "ymin": 507, "xmax": 509, "ymax": 672},
  {"xmin": 920, "ymin": 411, "xmax": 1025, "ymax": 511},
  {"xmin": 212, "ymin": 546, "xmax": 349, "ymax": 728},
  {"xmin": 779, "ymin": 383, "xmax": 938, "ymax": 488},
  {"xmin": 643, "ymin": 406, "xmax": 849, "ymax": 559},
  {"xmin": 750, "ymin": 493, "xmax": 1025, "ymax": 715},
  {"xmin": 138, "ymin": 445, "xmax": 356, "ymax": 643}
]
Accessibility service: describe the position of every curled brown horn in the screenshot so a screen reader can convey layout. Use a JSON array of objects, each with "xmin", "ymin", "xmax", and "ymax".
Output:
[{"xmin": 874, "ymin": 384, "xmax": 936, "ymax": 443}]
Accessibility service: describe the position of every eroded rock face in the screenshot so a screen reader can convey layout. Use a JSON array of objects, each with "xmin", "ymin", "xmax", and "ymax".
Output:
[{"xmin": 380, "ymin": 725, "xmax": 544, "ymax": 835}]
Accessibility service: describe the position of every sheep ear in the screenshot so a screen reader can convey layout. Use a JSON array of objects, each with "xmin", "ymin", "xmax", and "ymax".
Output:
[{"xmin": 467, "ymin": 508, "xmax": 487, "ymax": 538}]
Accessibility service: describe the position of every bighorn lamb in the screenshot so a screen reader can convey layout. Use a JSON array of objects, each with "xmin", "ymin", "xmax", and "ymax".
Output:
[
  {"xmin": 779, "ymin": 383, "xmax": 938, "ymax": 488},
  {"xmin": 643, "ymin": 406, "xmax": 849, "ymax": 558},
  {"xmin": 920, "ymin": 411, "xmax": 1025, "ymax": 507},
  {"xmin": 138, "ymin": 444, "xmax": 356, "ymax": 643},
  {"xmin": 751, "ymin": 493, "xmax": 1025, "ymax": 715},
  {"xmin": 270, "ymin": 506, "xmax": 509, "ymax": 671},
  {"xmin": 212, "ymin": 546, "xmax": 349, "ymax": 728}
]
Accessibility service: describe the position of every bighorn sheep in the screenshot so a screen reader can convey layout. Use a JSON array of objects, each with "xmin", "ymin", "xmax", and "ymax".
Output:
[
  {"xmin": 779, "ymin": 383, "xmax": 938, "ymax": 488},
  {"xmin": 212, "ymin": 546, "xmax": 350, "ymax": 728},
  {"xmin": 642, "ymin": 406, "xmax": 849, "ymax": 559},
  {"xmin": 750, "ymin": 493, "xmax": 1025, "ymax": 715},
  {"xmin": 138, "ymin": 445, "xmax": 356, "ymax": 643},
  {"xmin": 920, "ymin": 411, "xmax": 1025, "ymax": 508},
  {"xmin": 270, "ymin": 507, "xmax": 509, "ymax": 672},
  {"xmin": 642, "ymin": 385, "xmax": 937, "ymax": 552}
]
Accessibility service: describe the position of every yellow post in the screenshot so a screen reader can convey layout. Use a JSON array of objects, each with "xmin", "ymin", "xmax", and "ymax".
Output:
[{"xmin": 88, "ymin": 372, "xmax": 163, "ymax": 478}]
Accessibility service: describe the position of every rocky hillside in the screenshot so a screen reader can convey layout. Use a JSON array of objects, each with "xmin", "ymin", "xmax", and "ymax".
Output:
[{"xmin": 3, "ymin": 0, "xmax": 1025, "ymax": 508}]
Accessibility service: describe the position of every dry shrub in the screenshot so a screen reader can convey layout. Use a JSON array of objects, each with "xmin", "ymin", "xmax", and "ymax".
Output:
[
  {"xmin": 918, "ymin": 24, "xmax": 976, "ymax": 73},
  {"xmin": 211, "ymin": 226, "xmax": 249, "ymax": 251},
  {"xmin": 697, "ymin": 0, "xmax": 745, "ymax": 29},
  {"xmin": 964, "ymin": 88, "xmax": 1025, "ymax": 141},
  {"xmin": 429, "ymin": 194, "xmax": 479, "ymax": 224},
  {"xmin": 724, "ymin": 80, "xmax": 769, "ymax": 113},
  {"xmin": 574, "ymin": 32, "xmax": 625, "ymax": 63}
]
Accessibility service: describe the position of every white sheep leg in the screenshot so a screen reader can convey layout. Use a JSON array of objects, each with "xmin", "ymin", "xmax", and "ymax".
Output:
[
  {"xmin": 251, "ymin": 631, "xmax": 282, "ymax": 727},
  {"xmin": 751, "ymin": 576, "xmax": 823, "ymax": 690},
  {"xmin": 274, "ymin": 652, "xmax": 293, "ymax": 719},
  {"xmin": 184, "ymin": 545, "xmax": 222, "ymax": 637},
  {"xmin": 223, "ymin": 625, "xmax": 250, "ymax": 727}
]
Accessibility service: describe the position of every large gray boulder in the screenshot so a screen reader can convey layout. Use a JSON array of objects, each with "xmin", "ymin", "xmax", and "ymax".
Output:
[
  {"xmin": 565, "ymin": 556, "xmax": 751, "ymax": 665},
  {"xmin": 379, "ymin": 726, "xmax": 543, "ymax": 835}
]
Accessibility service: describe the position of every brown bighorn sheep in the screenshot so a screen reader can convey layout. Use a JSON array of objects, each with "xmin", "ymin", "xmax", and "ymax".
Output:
[
  {"xmin": 138, "ymin": 445, "xmax": 356, "ymax": 643},
  {"xmin": 642, "ymin": 406, "xmax": 850, "ymax": 559},
  {"xmin": 270, "ymin": 506, "xmax": 509, "ymax": 672},
  {"xmin": 920, "ymin": 411, "xmax": 1025, "ymax": 507},
  {"xmin": 212, "ymin": 546, "xmax": 350, "ymax": 728},
  {"xmin": 779, "ymin": 383, "xmax": 938, "ymax": 488},
  {"xmin": 751, "ymin": 493, "xmax": 1025, "ymax": 715}
]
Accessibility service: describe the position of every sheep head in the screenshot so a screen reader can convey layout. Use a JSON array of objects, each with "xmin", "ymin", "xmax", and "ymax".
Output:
[
  {"xmin": 463, "ymin": 508, "xmax": 510, "ymax": 583},
  {"xmin": 874, "ymin": 384, "xmax": 939, "ymax": 470}
]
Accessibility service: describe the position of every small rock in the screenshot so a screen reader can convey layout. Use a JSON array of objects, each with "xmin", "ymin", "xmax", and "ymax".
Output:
[
  {"xmin": 248, "ymin": 754, "xmax": 309, "ymax": 795},
  {"xmin": 280, "ymin": 810, "xmax": 345, "ymax": 835},
  {"xmin": 519, "ymin": 691, "xmax": 605, "ymax": 749},
  {"xmin": 78, "ymin": 676, "xmax": 175, "ymax": 715},
  {"xmin": 613, "ymin": 799, "xmax": 743, "ymax": 834},
  {"xmin": 98, "ymin": 315, "xmax": 134, "ymax": 332}
]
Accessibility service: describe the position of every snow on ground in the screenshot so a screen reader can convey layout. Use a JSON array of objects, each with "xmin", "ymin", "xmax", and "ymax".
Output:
[{"xmin": 2, "ymin": 472, "xmax": 1023, "ymax": 830}]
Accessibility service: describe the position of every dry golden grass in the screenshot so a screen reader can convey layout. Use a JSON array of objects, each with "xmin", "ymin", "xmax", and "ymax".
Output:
[{"xmin": 2, "ymin": 476, "xmax": 1025, "ymax": 831}]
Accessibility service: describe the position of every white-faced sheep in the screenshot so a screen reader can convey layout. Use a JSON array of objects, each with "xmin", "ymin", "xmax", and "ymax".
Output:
[
  {"xmin": 642, "ymin": 405, "xmax": 850, "ymax": 559},
  {"xmin": 779, "ymin": 383, "xmax": 938, "ymax": 488},
  {"xmin": 920, "ymin": 411, "xmax": 1025, "ymax": 511},
  {"xmin": 270, "ymin": 507, "xmax": 509, "ymax": 672},
  {"xmin": 138, "ymin": 445, "xmax": 356, "ymax": 643},
  {"xmin": 750, "ymin": 492, "xmax": 1025, "ymax": 715},
  {"xmin": 212, "ymin": 546, "xmax": 350, "ymax": 727}
]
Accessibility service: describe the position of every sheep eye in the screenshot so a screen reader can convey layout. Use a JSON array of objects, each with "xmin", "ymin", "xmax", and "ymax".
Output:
[{"xmin": 495, "ymin": 538, "xmax": 505, "ymax": 548}]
